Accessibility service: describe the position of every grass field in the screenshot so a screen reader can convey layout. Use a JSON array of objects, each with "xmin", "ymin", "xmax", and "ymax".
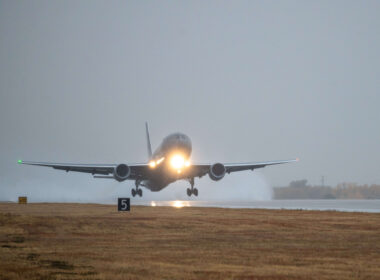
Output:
[{"xmin": 0, "ymin": 203, "xmax": 379, "ymax": 280}]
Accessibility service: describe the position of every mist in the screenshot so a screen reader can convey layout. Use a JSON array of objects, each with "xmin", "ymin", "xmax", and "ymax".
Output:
[
  {"xmin": 1, "ymin": 1, "xmax": 380, "ymax": 203},
  {"xmin": 0, "ymin": 167, "xmax": 272, "ymax": 203}
]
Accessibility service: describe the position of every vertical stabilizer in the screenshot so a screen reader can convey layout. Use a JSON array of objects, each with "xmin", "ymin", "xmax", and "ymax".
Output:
[{"xmin": 145, "ymin": 122, "xmax": 153, "ymax": 159}]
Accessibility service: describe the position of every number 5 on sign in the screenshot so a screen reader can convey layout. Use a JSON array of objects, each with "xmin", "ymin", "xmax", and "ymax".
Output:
[{"xmin": 118, "ymin": 198, "xmax": 130, "ymax": 211}]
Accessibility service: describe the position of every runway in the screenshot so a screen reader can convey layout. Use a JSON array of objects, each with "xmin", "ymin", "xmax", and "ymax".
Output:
[
  {"xmin": 1, "ymin": 202, "xmax": 380, "ymax": 279},
  {"xmin": 134, "ymin": 199, "xmax": 380, "ymax": 212}
]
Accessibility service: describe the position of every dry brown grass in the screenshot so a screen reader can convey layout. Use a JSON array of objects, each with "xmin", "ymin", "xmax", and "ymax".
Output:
[{"xmin": 0, "ymin": 203, "xmax": 379, "ymax": 280}]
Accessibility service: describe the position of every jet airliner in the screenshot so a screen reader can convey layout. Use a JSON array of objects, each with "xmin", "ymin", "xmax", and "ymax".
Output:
[{"xmin": 19, "ymin": 123, "xmax": 297, "ymax": 197}]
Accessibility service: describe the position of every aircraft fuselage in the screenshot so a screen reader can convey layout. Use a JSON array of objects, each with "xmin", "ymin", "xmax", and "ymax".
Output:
[{"xmin": 142, "ymin": 132, "xmax": 192, "ymax": 191}]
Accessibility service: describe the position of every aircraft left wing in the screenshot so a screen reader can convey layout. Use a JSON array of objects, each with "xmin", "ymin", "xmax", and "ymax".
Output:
[
  {"xmin": 18, "ymin": 160, "xmax": 149, "ymax": 180},
  {"xmin": 224, "ymin": 158, "xmax": 298, "ymax": 173},
  {"xmin": 184, "ymin": 159, "xmax": 298, "ymax": 179}
]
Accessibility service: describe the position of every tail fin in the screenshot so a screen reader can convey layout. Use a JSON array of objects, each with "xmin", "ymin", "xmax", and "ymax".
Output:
[{"xmin": 145, "ymin": 122, "xmax": 153, "ymax": 159}]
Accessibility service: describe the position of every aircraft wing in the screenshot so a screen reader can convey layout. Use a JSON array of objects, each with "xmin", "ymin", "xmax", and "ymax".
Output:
[
  {"xmin": 18, "ymin": 160, "xmax": 148, "ymax": 180},
  {"xmin": 185, "ymin": 159, "xmax": 298, "ymax": 178},
  {"xmin": 19, "ymin": 158, "xmax": 298, "ymax": 181},
  {"xmin": 223, "ymin": 159, "xmax": 298, "ymax": 173}
]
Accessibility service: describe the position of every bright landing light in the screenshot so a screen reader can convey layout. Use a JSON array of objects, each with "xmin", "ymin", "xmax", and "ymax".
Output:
[
  {"xmin": 170, "ymin": 155, "xmax": 190, "ymax": 170},
  {"xmin": 170, "ymin": 155, "xmax": 185, "ymax": 169},
  {"xmin": 149, "ymin": 157, "xmax": 165, "ymax": 168}
]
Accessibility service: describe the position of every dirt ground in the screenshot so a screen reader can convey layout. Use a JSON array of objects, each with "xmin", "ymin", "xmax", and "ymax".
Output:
[{"xmin": 0, "ymin": 203, "xmax": 379, "ymax": 280}]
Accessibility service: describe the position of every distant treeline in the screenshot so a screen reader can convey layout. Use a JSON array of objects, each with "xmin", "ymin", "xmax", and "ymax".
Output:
[{"xmin": 273, "ymin": 180, "xmax": 380, "ymax": 199}]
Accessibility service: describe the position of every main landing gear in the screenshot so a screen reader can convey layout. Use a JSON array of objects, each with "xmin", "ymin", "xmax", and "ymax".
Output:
[
  {"xmin": 186, "ymin": 178, "xmax": 198, "ymax": 197},
  {"xmin": 132, "ymin": 180, "xmax": 143, "ymax": 197}
]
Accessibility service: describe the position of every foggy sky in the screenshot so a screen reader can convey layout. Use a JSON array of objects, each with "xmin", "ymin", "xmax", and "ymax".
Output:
[{"xmin": 1, "ymin": 1, "xmax": 379, "ymax": 202}]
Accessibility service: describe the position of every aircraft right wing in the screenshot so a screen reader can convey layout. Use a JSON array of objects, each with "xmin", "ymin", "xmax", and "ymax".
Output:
[{"xmin": 18, "ymin": 160, "xmax": 150, "ymax": 181}]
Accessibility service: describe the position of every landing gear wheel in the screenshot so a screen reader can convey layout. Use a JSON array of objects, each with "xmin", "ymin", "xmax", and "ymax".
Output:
[
  {"xmin": 193, "ymin": 188, "xmax": 198, "ymax": 196},
  {"xmin": 131, "ymin": 189, "xmax": 136, "ymax": 197},
  {"xmin": 137, "ymin": 189, "xmax": 143, "ymax": 197},
  {"xmin": 186, "ymin": 178, "xmax": 196, "ymax": 197}
]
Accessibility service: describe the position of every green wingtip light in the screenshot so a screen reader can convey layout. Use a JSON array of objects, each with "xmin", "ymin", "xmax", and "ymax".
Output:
[{"xmin": 18, "ymin": 160, "xmax": 23, "ymax": 164}]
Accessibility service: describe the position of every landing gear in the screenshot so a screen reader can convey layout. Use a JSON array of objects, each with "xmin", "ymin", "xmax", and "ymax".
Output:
[
  {"xmin": 193, "ymin": 188, "xmax": 198, "ymax": 196},
  {"xmin": 132, "ymin": 180, "xmax": 143, "ymax": 197},
  {"xmin": 186, "ymin": 178, "xmax": 198, "ymax": 197},
  {"xmin": 186, "ymin": 187, "xmax": 198, "ymax": 197}
]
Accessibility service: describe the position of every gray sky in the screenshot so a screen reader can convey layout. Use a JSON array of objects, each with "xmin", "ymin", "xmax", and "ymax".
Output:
[{"xmin": 1, "ymin": 1, "xmax": 379, "ymax": 202}]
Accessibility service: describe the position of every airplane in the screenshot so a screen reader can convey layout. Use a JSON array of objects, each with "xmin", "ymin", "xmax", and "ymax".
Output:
[{"xmin": 19, "ymin": 123, "xmax": 298, "ymax": 197}]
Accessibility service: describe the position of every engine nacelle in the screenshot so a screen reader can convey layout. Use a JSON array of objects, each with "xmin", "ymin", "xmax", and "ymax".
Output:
[
  {"xmin": 209, "ymin": 163, "xmax": 226, "ymax": 181},
  {"xmin": 113, "ymin": 164, "xmax": 131, "ymax": 182}
]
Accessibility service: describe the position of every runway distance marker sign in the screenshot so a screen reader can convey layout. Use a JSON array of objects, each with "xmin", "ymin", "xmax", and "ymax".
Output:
[{"xmin": 118, "ymin": 198, "xmax": 130, "ymax": 211}]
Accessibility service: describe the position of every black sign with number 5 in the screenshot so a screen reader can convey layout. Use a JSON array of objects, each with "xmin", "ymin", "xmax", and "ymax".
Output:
[{"xmin": 118, "ymin": 198, "xmax": 130, "ymax": 211}]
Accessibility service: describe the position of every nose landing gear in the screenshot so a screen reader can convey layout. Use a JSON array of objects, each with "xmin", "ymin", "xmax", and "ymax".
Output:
[
  {"xmin": 186, "ymin": 178, "xmax": 198, "ymax": 197},
  {"xmin": 132, "ymin": 180, "xmax": 143, "ymax": 197}
]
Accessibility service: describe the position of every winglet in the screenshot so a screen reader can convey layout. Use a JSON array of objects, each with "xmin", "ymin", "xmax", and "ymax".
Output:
[
  {"xmin": 18, "ymin": 160, "xmax": 23, "ymax": 164},
  {"xmin": 145, "ymin": 122, "xmax": 153, "ymax": 159}
]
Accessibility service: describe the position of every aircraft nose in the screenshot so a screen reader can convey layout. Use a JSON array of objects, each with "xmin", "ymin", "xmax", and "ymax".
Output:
[{"xmin": 177, "ymin": 134, "xmax": 192, "ymax": 154}]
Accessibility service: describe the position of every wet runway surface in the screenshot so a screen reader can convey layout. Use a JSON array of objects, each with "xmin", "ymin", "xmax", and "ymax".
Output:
[{"xmin": 133, "ymin": 199, "xmax": 380, "ymax": 212}]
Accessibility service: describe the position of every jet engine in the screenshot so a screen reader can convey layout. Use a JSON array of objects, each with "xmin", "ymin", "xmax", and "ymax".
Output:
[
  {"xmin": 209, "ymin": 163, "xmax": 226, "ymax": 181},
  {"xmin": 113, "ymin": 164, "xmax": 131, "ymax": 181}
]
